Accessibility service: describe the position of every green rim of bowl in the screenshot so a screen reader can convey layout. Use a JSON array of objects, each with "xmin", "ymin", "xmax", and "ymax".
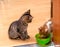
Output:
[{"xmin": 35, "ymin": 34, "xmax": 51, "ymax": 45}]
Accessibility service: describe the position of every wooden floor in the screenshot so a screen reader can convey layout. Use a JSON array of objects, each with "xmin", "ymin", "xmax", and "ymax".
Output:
[{"xmin": 0, "ymin": 0, "xmax": 51, "ymax": 46}]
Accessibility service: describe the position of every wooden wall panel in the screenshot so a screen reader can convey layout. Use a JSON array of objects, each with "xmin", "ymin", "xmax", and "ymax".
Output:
[{"xmin": 53, "ymin": 0, "xmax": 60, "ymax": 45}]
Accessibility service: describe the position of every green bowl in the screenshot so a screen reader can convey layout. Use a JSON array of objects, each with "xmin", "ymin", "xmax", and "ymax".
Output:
[{"xmin": 35, "ymin": 34, "xmax": 51, "ymax": 45}]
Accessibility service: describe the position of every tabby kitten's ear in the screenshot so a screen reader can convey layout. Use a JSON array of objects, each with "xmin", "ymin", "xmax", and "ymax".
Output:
[{"xmin": 23, "ymin": 9, "xmax": 30, "ymax": 16}]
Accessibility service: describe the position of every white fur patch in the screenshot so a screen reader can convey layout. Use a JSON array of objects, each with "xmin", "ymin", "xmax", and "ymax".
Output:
[{"xmin": 46, "ymin": 20, "xmax": 52, "ymax": 29}]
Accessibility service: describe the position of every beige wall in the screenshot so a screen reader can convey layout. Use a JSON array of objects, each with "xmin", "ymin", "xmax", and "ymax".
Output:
[{"xmin": 0, "ymin": 0, "xmax": 51, "ymax": 46}]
